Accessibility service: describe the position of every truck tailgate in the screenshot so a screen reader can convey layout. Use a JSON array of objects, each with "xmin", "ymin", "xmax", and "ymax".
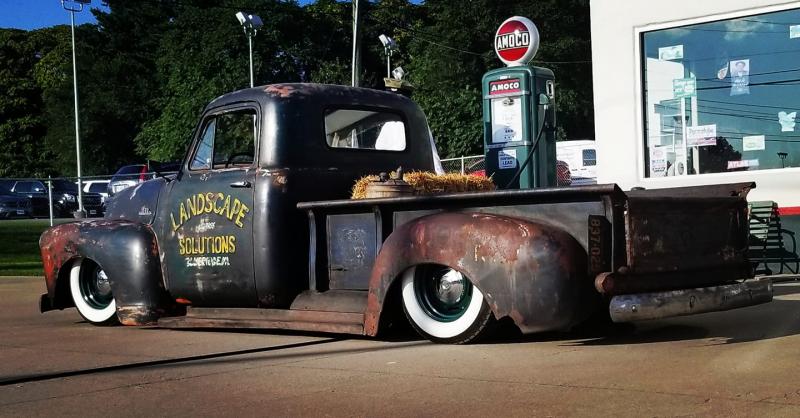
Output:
[{"xmin": 625, "ymin": 195, "xmax": 749, "ymax": 274}]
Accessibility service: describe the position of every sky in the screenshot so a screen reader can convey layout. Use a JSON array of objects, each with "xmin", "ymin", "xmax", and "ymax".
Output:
[
  {"xmin": 1, "ymin": 0, "xmax": 111, "ymax": 30},
  {"xmin": 0, "ymin": 0, "xmax": 325, "ymax": 31}
]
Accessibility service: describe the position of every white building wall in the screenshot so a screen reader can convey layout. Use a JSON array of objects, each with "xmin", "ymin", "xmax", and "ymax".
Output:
[{"xmin": 590, "ymin": 0, "xmax": 800, "ymax": 206}]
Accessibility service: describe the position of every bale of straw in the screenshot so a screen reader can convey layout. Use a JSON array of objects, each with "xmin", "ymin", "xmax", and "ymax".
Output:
[{"xmin": 351, "ymin": 171, "xmax": 494, "ymax": 199}]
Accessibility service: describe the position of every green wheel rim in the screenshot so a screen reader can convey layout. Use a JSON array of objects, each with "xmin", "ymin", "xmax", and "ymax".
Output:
[
  {"xmin": 79, "ymin": 263, "xmax": 113, "ymax": 310},
  {"xmin": 414, "ymin": 266, "xmax": 473, "ymax": 322}
]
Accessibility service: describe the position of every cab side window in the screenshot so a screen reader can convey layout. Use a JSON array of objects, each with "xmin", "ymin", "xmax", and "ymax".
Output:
[{"xmin": 190, "ymin": 109, "xmax": 257, "ymax": 171}]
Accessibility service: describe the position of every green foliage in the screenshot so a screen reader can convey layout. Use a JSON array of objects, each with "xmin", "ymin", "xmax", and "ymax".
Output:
[
  {"xmin": 0, "ymin": 219, "xmax": 71, "ymax": 276},
  {"xmin": 0, "ymin": 0, "xmax": 594, "ymax": 176}
]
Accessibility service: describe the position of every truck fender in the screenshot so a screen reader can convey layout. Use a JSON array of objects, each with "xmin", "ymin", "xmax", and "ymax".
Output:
[
  {"xmin": 39, "ymin": 220, "xmax": 171, "ymax": 325},
  {"xmin": 363, "ymin": 212, "xmax": 600, "ymax": 335}
]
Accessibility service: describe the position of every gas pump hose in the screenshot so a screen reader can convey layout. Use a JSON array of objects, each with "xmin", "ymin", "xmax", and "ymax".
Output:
[{"xmin": 503, "ymin": 120, "xmax": 549, "ymax": 189}]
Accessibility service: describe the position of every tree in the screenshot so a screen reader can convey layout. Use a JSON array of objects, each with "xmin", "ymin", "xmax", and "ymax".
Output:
[
  {"xmin": 135, "ymin": 0, "xmax": 310, "ymax": 161},
  {"xmin": 404, "ymin": 0, "xmax": 594, "ymax": 157},
  {"xmin": 0, "ymin": 28, "xmax": 57, "ymax": 177}
]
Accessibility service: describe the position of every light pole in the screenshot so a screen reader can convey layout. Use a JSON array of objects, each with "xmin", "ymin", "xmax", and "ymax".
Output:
[
  {"xmin": 236, "ymin": 11, "xmax": 263, "ymax": 88},
  {"xmin": 61, "ymin": 0, "xmax": 90, "ymax": 218},
  {"xmin": 379, "ymin": 34, "xmax": 397, "ymax": 79},
  {"xmin": 778, "ymin": 152, "xmax": 788, "ymax": 168},
  {"xmin": 351, "ymin": 0, "xmax": 361, "ymax": 87}
]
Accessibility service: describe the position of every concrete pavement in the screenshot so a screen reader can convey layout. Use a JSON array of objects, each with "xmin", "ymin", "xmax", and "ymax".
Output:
[{"xmin": 2, "ymin": 276, "xmax": 800, "ymax": 417}]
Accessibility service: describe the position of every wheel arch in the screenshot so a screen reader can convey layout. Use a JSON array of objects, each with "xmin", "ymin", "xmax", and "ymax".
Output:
[
  {"xmin": 364, "ymin": 212, "xmax": 600, "ymax": 336},
  {"xmin": 39, "ymin": 220, "xmax": 172, "ymax": 325}
]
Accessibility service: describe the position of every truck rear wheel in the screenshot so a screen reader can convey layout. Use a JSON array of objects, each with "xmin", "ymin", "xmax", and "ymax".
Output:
[
  {"xmin": 401, "ymin": 265, "xmax": 494, "ymax": 344},
  {"xmin": 69, "ymin": 258, "xmax": 119, "ymax": 325}
]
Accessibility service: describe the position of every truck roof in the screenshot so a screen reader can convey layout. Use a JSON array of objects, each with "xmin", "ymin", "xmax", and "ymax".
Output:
[{"xmin": 206, "ymin": 83, "xmax": 420, "ymax": 112}]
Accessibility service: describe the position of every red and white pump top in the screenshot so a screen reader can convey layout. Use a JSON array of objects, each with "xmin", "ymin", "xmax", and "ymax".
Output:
[{"xmin": 494, "ymin": 16, "xmax": 540, "ymax": 67}]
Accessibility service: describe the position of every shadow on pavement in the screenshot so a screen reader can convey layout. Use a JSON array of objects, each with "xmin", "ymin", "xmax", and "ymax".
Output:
[{"xmin": 556, "ymin": 282, "xmax": 800, "ymax": 347}]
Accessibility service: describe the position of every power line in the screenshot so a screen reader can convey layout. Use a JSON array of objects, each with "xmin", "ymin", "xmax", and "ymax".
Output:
[{"xmin": 698, "ymin": 98, "xmax": 795, "ymax": 110}]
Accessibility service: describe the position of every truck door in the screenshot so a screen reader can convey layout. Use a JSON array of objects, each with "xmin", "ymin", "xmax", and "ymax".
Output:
[{"xmin": 159, "ymin": 104, "xmax": 259, "ymax": 307}]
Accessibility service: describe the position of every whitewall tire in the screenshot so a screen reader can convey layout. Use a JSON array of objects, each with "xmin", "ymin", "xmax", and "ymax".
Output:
[
  {"xmin": 69, "ymin": 258, "xmax": 119, "ymax": 325},
  {"xmin": 401, "ymin": 265, "xmax": 494, "ymax": 344}
]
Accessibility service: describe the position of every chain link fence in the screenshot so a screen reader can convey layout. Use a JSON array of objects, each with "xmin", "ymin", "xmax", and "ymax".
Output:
[
  {"xmin": 0, "ymin": 171, "xmax": 164, "ymax": 226},
  {"xmin": 440, "ymin": 155, "xmax": 486, "ymax": 175}
]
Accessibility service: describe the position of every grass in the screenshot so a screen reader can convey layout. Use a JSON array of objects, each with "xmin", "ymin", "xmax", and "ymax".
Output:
[{"xmin": 0, "ymin": 219, "xmax": 71, "ymax": 276}]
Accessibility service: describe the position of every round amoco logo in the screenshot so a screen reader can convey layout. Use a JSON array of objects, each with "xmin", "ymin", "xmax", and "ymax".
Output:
[{"xmin": 494, "ymin": 16, "xmax": 540, "ymax": 66}]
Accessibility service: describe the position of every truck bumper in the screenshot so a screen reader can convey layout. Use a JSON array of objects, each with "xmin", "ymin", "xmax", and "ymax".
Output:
[{"xmin": 609, "ymin": 278, "xmax": 773, "ymax": 322}]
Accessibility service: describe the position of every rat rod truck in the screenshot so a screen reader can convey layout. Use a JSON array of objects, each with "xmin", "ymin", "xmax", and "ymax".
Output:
[{"xmin": 39, "ymin": 84, "xmax": 772, "ymax": 344}]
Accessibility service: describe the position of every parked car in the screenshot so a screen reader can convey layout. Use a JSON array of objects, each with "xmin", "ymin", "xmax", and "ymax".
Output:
[
  {"xmin": 107, "ymin": 164, "xmax": 149, "ymax": 197},
  {"xmin": 50, "ymin": 179, "xmax": 104, "ymax": 217},
  {"xmin": 10, "ymin": 180, "xmax": 50, "ymax": 217},
  {"xmin": 0, "ymin": 187, "xmax": 31, "ymax": 219},
  {"xmin": 80, "ymin": 180, "xmax": 110, "ymax": 204},
  {"xmin": 107, "ymin": 162, "xmax": 179, "ymax": 197},
  {"xmin": 12, "ymin": 179, "xmax": 104, "ymax": 218}
]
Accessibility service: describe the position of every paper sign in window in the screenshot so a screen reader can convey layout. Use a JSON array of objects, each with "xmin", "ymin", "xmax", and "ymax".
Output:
[
  {"xmin": 742, "ymin": 135, "xmax": 765, "ymax": 152},
  {"xmin": 686, "ymin": 124, "xmax": 717, "ymax": 147}
]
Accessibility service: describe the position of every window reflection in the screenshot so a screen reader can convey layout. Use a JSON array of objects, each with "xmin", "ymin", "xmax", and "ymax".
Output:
[{"xmin": 642, "ymin": 8, "xmax": 800, "ymax": 177}]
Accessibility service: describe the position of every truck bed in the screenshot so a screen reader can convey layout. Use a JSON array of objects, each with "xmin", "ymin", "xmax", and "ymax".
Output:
[{"xmin": 297, "ymin": 182, "xmax": 754, "ymax": 296}]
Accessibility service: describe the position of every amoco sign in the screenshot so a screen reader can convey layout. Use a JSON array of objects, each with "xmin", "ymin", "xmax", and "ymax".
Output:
[{"xmin": 494, "ymin": 16, "xmax": 540, "ymax": 66}]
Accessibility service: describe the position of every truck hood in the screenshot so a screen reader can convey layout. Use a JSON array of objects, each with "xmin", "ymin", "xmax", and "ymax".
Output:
[{"xmin": 105, "ymin": 176, "xmax": 170, "ymax": 224}]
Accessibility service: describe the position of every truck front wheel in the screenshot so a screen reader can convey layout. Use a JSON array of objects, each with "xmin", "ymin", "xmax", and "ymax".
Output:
[
  {"xmin": 401, "ymin": 265, "xmax": 494, "ymax": 344},
  {"xmin": 69, "ymin": 258, "xmax": 119, "ymax": 325}
]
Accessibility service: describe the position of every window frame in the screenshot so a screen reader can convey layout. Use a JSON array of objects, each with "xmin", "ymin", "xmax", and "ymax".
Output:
[
  {"xmin": 321, "ymin": 105, "xmax": 410, "ymax": 153},
  {"xmin": 634, "ymin": 2, "xmax": 800, "ymax": 183},
  {"xmin": 187, "ymin": 103, "xmax": 261, "ymax": 173}
]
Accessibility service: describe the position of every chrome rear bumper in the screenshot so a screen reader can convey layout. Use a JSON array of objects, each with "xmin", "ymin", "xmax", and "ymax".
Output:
[{"xmin": 609, "ymin": 278, "xmax": 773, "ymax": 322}]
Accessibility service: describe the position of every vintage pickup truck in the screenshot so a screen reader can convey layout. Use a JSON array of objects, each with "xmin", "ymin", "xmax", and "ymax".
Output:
[{"xmin": 39, "ymin": 83, "xmax": 772, "ymax": 343}]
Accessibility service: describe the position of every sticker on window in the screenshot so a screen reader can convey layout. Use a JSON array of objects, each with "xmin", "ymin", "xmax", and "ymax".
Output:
[
  {"xmin": 727, "ymin": 159, "xmax": 759, "ymax": 170},
  {"xmin": 778, "ymin": 111, "xmax": 797, "ymax": 132},
  {"xmin": 686, "ymin": 125, "xmax": 717, "ymax": 147},
  {"xmin": 742, "ymin": 135, "xmax": 765, "ymax": 152},
  {"xmin": 729, "ymin": 59, "xmax": 750, "ymax": 96},
  {"xmin": 658, "ymin": 45, "xmax": 683, "ymax": 61}
]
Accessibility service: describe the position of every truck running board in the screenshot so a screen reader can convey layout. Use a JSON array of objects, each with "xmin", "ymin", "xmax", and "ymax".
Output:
[{"xmin": 157, "ymin": 307, "xmax": 365, "ymax": 335}]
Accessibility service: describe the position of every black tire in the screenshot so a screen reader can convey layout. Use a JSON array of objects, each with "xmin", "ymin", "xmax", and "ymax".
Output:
[
  {"xmin": 69, "ymin": 258, "xmax": 119, "ymax": 325},
  {"xmin": 401, "ymin": 265, "xmax": 494, "ymax": 344}
]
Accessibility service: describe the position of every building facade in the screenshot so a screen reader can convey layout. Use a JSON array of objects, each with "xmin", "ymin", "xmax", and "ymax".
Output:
[{"xmin": 591, "ymin": 0, "xmax": 800, "ymax": 222}]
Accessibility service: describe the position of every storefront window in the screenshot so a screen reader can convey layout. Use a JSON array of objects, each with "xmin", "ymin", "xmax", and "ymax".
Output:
[{"xmin": 642, "ymin": 8, "xmax": 800, "ymax": 177}]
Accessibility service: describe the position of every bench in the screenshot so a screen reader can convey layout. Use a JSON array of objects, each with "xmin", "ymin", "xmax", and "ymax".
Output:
[{"xmin": 748, "ymin": 201, "xmax": 800, "ymax": 275}]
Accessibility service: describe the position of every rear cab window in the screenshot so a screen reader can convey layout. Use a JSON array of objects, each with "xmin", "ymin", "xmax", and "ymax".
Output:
[{"xmin": 324, "ymin": 109, "xmax": 407, "ymax": 151}]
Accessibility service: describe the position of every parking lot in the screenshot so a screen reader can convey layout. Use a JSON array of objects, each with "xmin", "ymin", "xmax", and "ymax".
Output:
[{"xmin": 2, "ymin": 276, "xmax": 800, "ymax": 417}]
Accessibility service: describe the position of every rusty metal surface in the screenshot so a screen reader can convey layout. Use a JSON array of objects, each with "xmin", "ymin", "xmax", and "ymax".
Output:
[
  {"xmin": 298, "ymin": 183, "xmax": 624, "ymax": 210},
  {"xmin": 625, "ymin": 196, "xmax": 750, "ymax": 274},
  {"xmin": 363, "ymin": 212, "xmax": 600, "ymax": 336},
  {"xmin": 624, "ymin": 182, "xmax": 755, "ymax": 198},
  {"xmin": 609, "ymin": 277, "xmax": 772, "ymax": 322},
  {"xmin": 326, "ymin": 213, "xmax": 378, "ymax": 290},
  {"xmin": 594, "ymin": 263, "xmax": 753, "ymax": 296},
  {"xmin": 289, "ymin": 290, "xmax": 368, "ymax": 313},
  {"xmin": 39, "ymin": 219, "xmax": 171, "ymax": 325}
]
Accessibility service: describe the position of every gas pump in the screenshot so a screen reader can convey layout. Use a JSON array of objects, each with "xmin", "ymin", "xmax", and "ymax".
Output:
[{"xmin": 483, "ymin": 17, "xmax": 557, "ymax": 189}]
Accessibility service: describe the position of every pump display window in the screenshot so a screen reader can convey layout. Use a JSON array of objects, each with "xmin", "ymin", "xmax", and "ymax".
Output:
[{"xmin": 641, "ymin": 7, "xmax": 800, "ymax": 177}]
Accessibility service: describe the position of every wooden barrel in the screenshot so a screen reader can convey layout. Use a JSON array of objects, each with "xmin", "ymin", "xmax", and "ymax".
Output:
[{"xmin": 364, "ymin": 179, "xmax": 414, "ymax": 199}]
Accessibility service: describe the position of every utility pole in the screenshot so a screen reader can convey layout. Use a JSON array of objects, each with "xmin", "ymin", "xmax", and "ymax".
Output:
[{"xmin": 351, "ymin": 0, "xmax": 361, "ymax": 87}]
